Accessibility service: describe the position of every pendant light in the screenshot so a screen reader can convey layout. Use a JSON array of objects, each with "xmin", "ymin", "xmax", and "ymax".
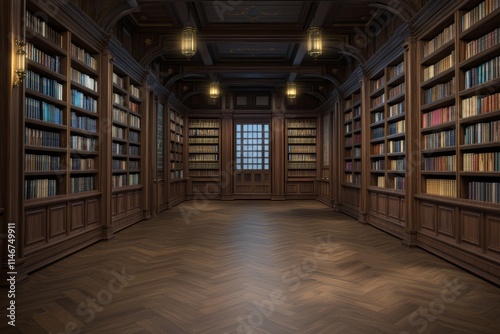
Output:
[
  {"xmin": 181, "ymin": 2, "xmax": 197, "ymax": 59},
  {"xmin": 307, "ymin": 27, "xmax": 322, "ymax": 60}
]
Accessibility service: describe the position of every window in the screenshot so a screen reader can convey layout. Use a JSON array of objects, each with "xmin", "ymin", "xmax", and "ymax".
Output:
[{"xmin": 235, "ymin": 123, "xmax": 270, "ymax": 170}]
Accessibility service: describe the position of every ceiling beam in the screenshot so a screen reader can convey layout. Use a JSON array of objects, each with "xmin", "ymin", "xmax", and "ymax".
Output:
[{"xmin": 182, "ymin": 64, "xmax": 324, "ymax": 75}]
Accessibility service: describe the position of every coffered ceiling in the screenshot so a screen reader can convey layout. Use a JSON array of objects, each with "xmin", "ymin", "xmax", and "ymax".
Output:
[{"xmin": 74, "ymin": 0, "xmax": 425, "ymax": 99}]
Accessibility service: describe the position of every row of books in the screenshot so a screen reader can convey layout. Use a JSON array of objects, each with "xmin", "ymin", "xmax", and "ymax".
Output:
[
  {"xmin": 170, "ymin": 122, "xmax": 182, "ymax": 133},
  {"xmin": 112, "ymin": 125, "xmax": 125, "ymax": 139},
  {"xmin": 372, "ymin": 94, "xmax": 385, "ymax": 108},
  {"xmin": 426, "ymin": 178, "xmax": 457, "ymax": 197},
  {"xmin": 25, "ymin": 154, "xmax": 61, "ymax": 172},
  {"xmin": 70, "ymin": 176, "xmax": 94, "ymax": 193},
  {"xmin": 344, "ymin": 111, "xmax": 354, "ymax": 123},
  {"xmin": 468, "ymin": 181, "xmax": 500, "ymax": 203},
  {"xmin": 289, "ymin": 137, "xmax": 316, "ymax": 144},
  {"xmin": 189, "ymin": 162, "xmax": 219, "ymax": 169},
  {"xmin": 373, "ymin": 111, "xmax": 384, "ymax": 123},
  {"xmin": 129, "ymin": 131, "xmax": 140, "ymax": 143},
  {"xmin": 423, "ymin": 129, "xmax": 455, "ymax": 149},
  {"xmin": 25, "ymin": 128, "xmax": 60, "ymax": 148},
  {"xmin": 354, "ymin": 120, "xmax": 362, "ymax": 130},
  {"xmin": 288, "ymin": 162, "xmax": 316, "ymax": 169},
  {"xmin": 353, "ymin": 106, "xmax": 362, "ymax": 117},
  {"xmin": 423, "ymin": 23, "xmax": 455, "ymax": 58},
  {"xmin": 170, "ymin": 170, "xmax": 184, "ymax": 180},
  {"xmin": 389, "ymin": 139, "xmax": 405, "ymax": 153},
  {"xmin": 71, "ymin": 68, "xmax": 97, "ymax": 92},
  {"xmin": 24, "ymin": 178, "xmax": 57, "ymax": 199},
  {"xmin": 113, "ymin": 93, "xmax": 125, "ymax": 106},
  {"xmin": 423, "ymin": 51, "xmax": 455, "ymax": 81},
  {"xmin": 189, "ymin": 146, "xmax": 219, "ymax": 153},
  {"xmin": 423, "ymin": 155, "xmax": 456, "ymax": 171},
  {"xmin": 189, "ymin": 119, "xmax": 219, "ymax": 129},
  {"xmin": 389, "ymin": 102, "xmax": 405, "ymax": 117},
  {"xmin": 464, "ymin": 56, "xmax": 500, "ymax": 89},
  {"xmin": 170, "ymin": 111, "xmax": 184, "ymax": 126},
  {"xmin": 464, "ymin": 120, "xmax": 500, "ymax": 144},
  {"xmin": 71, "ymin": 89, "xmax": 98, "ymax": 112},
  {"xmin": 171, "ymin": 133, "xmax": 183, "ymax": 143},
  {"xmin": 70, "ymin": 157, "xmax": 95, "ymax": 170},
  {"xmin": 461, "ymin": 92, "xmax": 500, "ymax": 118},
  {"xmin": 171, "ymin": 161, "xmax": 183, "ymax": 170},
  {"xmin": 346, "ymin": 161, "xmax": 361, "ymax": 171},
  {"xmin": 130, "ymin": 115, "xmax": 141, "ymax": 128},
  {"xmin": 129, "ymin": 161, "xmax": 140, "ymax": 170},
  {"xmin": 188, "ymin": 129, "xmax": 218, "ymax": 137},
  {"xmin": 288, "ymin": 120, "xmax": 316, "ymax": 128},
  {"xmin": 375, "ymin": 176, "xmax": 386, "ymax": 187},
  {"xmin": 26, "ymin": 42, "xmax": 61, "ymax": 73},
  {"xmin": 112, "ymin": 142, "xmax": 126, "ymax": 155},
  {"xmin": 26, "ymin": 70, "xmax": 63, "ymax": 100},
  {"xmin": 345, "ymin": 173, "xmax": 361, "ymax": 184},
  {"xmin": 372, "ymin": 76, "xmax": 384, "ymax": 92},
  {"xmin": 389, "ymin": 61, "xmax": 404, "ymax": 79},
  {"xmin": 463, "ymin": 152, "xmax": 500, "ymax": 171},
  {"xmin": 129, "ymin": 146, "xmax": 140, "ymax": 156},
  {"xmin": 130, "ymin": 102, "xmax": 140, "ymax": 113},
  {"xmin": 389, "ymin": 159, "xmax": 406, "ymax": 171},
  {"xmin": 372, "ymin": 127, "xmax": 385, "ymax": 139},
  {"xmin": 422, "ymin": 106, "xmax": 456, "ymax": 128},
  {"xmin": 189, "ymin": 137, "xmax": 219, "ymax": 144},
  {"xmin": 288, "ymin": 129, "xmax": 316, "ymax": 136},
  {"xmin": 371, "ymin": 160, "xmax": 385, "ymax": 170},
  {"xmin": 71, "ymin": 112, "xmax": 97, "ymax": 133},
  {"xmin": 112, "ymin": 73, "xmax": 124, "ymax": 88},
  {"xmin": 130, "ymin": 85, "xmax": 140, "ymax": 99},
  {"xmin": 372, "ymin": 143, "xmax": 385, "ymax": 155},
  {"xmin": 26, "ymin": 11, "xmax": 63, "ymax": 47},
  {"xmin": 389, "ymin": 83, "xmax": 405, "ymax": 99},
  {"xmin": 112, "ymin": 174, "xmax": 127, "ymax": 188},
  {"xmin": 345, "ymin": 123, "xmax": 353, "ymax": 134},
  {"xmin": 288, "ymin": 154, "xmax": 316, "ymax": 161},
  {"xmin": 171, "ymin": 143, "xmax": 182, "ymax": 153},
  {"xmin": 26, "ymin": 97, "xmax": 64, "ymax": 125},
  {"xmin": 113, "ymin": 108, "xmax": 128, "ymax": 124},
  {"xmin": 461, "ymin": 0, "xmax": 500, "ymax": 32},
  {"xmin": 288, "ymin": 145, "xmax": 316, "ymax": 153},
  {"xmin": 346, "ymin": 147, "xmax": 362, "ymax": 159},
  {"xmin": 465, "ymin": 27, "xmax": 500, "ymax": 60},
  {"xmin": 189, "ymin": 154, "xmax": 219, "ymax": 161},
  {"xmin": 70, "ymin": 136, "xmax": 96, "ymax": 152},
  {"xmin": 393, "ymin": 176, "xmax": 405, "ymax": 190},
  {"xmin": 389, "ymin": 120, "xmax": 405, "ymax": 135},
  {"xmin": 70, "ymin": 43, "xmax": 97, "ymax": 70},
  {"xmin": 424, "ymin": 77, "xmax": 455, "ymax": 105},
  {"xmin": 128, "ymin": 174, "xmax": 140, "ymax": 186}
]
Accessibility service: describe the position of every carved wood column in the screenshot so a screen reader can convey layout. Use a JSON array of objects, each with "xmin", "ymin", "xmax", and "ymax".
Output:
[
  {"xmin": 220, "ymin": 94, "xmax": 234, "ymax": 200},
  {"xmin": 272, "ymin": 94, "xmax": 285, "ymax": 200}
]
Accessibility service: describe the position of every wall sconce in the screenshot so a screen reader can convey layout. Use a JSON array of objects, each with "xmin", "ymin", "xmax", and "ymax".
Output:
[
  {"xmin": 13, "ymin": 39, "xmax": 27, "ymax": 88},
  {"xmin": 307, "ymin": 27, "xmax": 322, "ymax": 60},
  {"xmin": 287, "ymin": 82, "xmax": 297, "ymax": 99},
  {"xmin": 209, "ymin": 82, "xmax": 220, "ymax": 99}
]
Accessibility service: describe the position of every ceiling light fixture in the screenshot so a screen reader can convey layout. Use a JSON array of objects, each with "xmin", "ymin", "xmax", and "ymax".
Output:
[
  {"xmin": 307, "ymin": 26, "xmax": 322, "ymax": 60},
  {"xmin": 209, "ymin": 82, "xmax": 220, "ymax": 99},
  {"xmin": 286, "ymin": 82, "xmax": 297, "ymax": 99},
  {"xmin": 181, "ymin": 3, "xmax": 197, "ymax": 59}
]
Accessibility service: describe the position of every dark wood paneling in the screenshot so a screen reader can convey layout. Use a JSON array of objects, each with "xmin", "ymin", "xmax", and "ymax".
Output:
[
  {"xmin": 48, "ymin": 205, "xmax": 67, "ymax": 240},
  {"xmin": 460, "ymin": 210, "xmax": 481, "ymax": 249},
  {"xmin": 388, "ymin": 196, "xmax": 400, "ymax": 220},
  {"xmin": 418, "ymin": 201, "xmax": 435, "ymax": 233},
  {"xmin": 437, "ymin": 205, "xmax": 455, "ymax": 238},
  {"xmin": 117, "ymin": 193, "xmax": 127, "ymax": 216},
  {"xmin": 369, "ymin": 192, "xmax": 377, "ymax": 212},
  {"xmin": 378, "ymin": 194, "xmax": 388, "ymax": 215},
  {"xmin": 70, "ymin": 201, "xmax": 85, "ymax": 232},
  {"xmin": 24, "ymin": 209, "xmax": 46, "ymax": 248},
  {"xmin": 486, "ymin": 214, "xmax": 500, "ymax": 258},
  {"xmin": 86, "ymin": 198, "xmax": 99, "ymax": 226},
  {"xmin": 111, "ymin": 195, "xmax": 117, "ymax": 216}
]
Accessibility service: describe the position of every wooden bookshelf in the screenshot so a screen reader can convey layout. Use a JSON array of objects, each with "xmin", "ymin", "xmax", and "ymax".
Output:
[
  {"xmin": 21, "ymin": 3, "xmax": 103, "ymax": 274},
  {"xmin": 169, "ymin": 109, "xmax": 184, "ymax": 181},
  {"xmin": 340, "ymin": 81, "xmax": 363, "ymax": 218},
  {"xmin": 187, "ymin": 118, "xmax": 221, "ymax": 198},
  {"xmin": 415, "ymin": 0, "xmax": 500, "ymax": 287},
  {"xmin": 285, "ymin": 118, "xmax": 317, "ymax": 198}
]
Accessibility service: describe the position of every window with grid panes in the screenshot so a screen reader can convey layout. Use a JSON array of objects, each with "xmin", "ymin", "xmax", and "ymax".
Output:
[{"xmin": 235, "ymin": 123, "xmax": 270, "ymax": 170}]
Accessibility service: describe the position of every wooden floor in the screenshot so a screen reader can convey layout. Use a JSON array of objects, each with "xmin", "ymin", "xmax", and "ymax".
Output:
[{"xmin": 2, "ymin": 200, "xmax": 500, "ymax": 334}]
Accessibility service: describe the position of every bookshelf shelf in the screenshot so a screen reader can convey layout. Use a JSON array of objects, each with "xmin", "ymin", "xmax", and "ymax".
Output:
[
  {"xmin": 287, "ymin": 119, "xmax": 317, "ymax": 179},
  {"xmin": 420, "ymin": 68, "xmax": 455, "ymax": 88},
  {"xmin": 343, "ymin": 89, "xmax": 362, "ymax": 188},
  {"xmin": 170, "ymin": 109, "xmax": 185, "ymax": 181},
  {"xmin": 421, "ymin": 95, "xmax": 456, "ymax": 112}
]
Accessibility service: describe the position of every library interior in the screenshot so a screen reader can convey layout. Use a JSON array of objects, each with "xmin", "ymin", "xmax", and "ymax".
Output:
[{"xmin": 1, "ymin": 0, "xmax": 500, "ymax": 333}]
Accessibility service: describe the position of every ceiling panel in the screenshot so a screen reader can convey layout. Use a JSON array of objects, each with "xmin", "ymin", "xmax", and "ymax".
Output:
[
  {"xmin": 203, "ymin": 1, "xmax": 305, "ymax": 24},
  {"xmin": 212, "ymin": 42, "xmax": 292, "ymax": 60}
]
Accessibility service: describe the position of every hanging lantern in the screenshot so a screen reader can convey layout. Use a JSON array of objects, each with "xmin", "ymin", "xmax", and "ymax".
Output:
[
  {"xmin": 181, "ymin": 26, "xmax": 197, "ymax": 59},
  {"xmin": 209, "ymin": 82, "xmax": 220, "ymax": 99},
  {"xmin": 307, "ymin": 27, "xmax": 322, "ymax": 59},
  {"xmin": 287, "ymin": 82, "xmax": 297, "ymax": 99}
]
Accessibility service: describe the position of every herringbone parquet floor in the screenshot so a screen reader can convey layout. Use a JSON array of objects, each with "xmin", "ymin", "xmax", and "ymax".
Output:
[{"xmin": 2, "ymin": 200, "xmax": 499, "ymax": 334}]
